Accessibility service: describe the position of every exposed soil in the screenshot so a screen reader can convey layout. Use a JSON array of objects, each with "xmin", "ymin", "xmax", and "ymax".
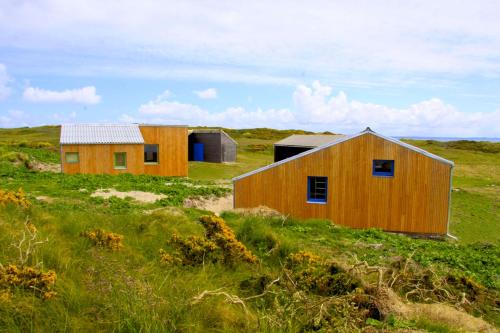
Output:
[
  {"xmin": 91, "ymin": 188, "xmax": 166, "ymax": 203},
  {"xmin": 35, "ymin": 196, "xmax": 55, "ymax": 203},
  {"xmin": 232, "ymin": 205, "xmax": 284, "ymax": 218},
  {"xmin": 31, "ymin": 161, "xmax": 61, "ymax": 173},
  {"xmin": 375, "ymin": 288, "xmax": 496, "ymax": 333},
  {"xmin": 183, "ymin": 195, "xmax": 233, "ymax": 215}
]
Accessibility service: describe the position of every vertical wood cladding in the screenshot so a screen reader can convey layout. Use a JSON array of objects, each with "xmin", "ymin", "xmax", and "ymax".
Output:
[
  {"xmin": 234, "ymin": 133, "xmax": 452, "ymax": 235},
  {"xmin": 139, "ymin": 126, "xmax": 188, "ymax": 176},
  {"xmin": 188, "ymin": 130, "xmax": 237, "ymax": 163},
  {"xmin": 221, "ymin": 133, "xmax": 237, "ymax": 162},
  {"xmin": 188, "ymin": 133, "xmax": 222, "ymax": 162},
  {"xmin": 61, "ymin": 126, "xmax": 188, "ymax": 177}
]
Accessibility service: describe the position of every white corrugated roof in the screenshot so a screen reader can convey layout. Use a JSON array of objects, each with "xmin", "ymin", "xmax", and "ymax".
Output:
[
  {"xmin": 274, "ymin": 134, "xmax": 346, "ymax": 147},
  {"xmin": 60, "ymin": 124, "xmax": 145, "ymax": 144}
]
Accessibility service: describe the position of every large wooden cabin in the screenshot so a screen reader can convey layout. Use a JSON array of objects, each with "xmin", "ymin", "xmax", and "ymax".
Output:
[
  {"xmin": 233, "ymin": 128, "xmax": 454, "ymax": 235},
  {"xmin": 60, "ymin": 124, "xmax": 188, "ymax": 176}
]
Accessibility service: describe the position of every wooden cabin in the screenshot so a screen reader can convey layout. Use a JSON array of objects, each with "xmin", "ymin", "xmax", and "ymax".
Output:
[
  {"xmin": 60, "ymin": 124, "xmax": 188, "ymax": 176},
  {"xmin": 188, "ymin": 129, "xmax": 237, "ymax": 163},
  {"xmin": 274, "ymin": 134, "xmax": 345, "ymax": 162},
  {"xmin": 233, "ymin": 128, "xmax": 454, "ymax": 235}
]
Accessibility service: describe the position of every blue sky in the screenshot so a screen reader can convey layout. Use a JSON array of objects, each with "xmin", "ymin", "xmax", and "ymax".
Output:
[{"xmin": 1, "ymin": 1, "xmax": 499, "ymax": 137}]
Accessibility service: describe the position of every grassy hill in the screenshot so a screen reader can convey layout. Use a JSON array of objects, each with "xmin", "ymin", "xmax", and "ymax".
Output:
[{"xmin": 0, "ymin": 126, "xmax": 499, "ymax": 332}]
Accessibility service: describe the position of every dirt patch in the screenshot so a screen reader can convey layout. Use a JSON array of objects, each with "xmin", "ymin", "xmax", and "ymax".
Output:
[
  {"xmin": 31, "ymin": 161, "xmax": 61, "ymax": 173},
  {"xmin": 91, "ymin": 188, "xmax": 166, "ymax": 203},
  {"xmin": 232, "ymin": 205, "xmax": 284, "ymax": 218},
  {"xmin": 183, "ymin": 195, "xmax": 233, "ymax": 215},
  {"xmin": 36, "ymin": 196, "xmax": 55, "ymax": 203},
  {"xmin": 375, "ymin": 288, "xmax": 496, "ymax": 332}
]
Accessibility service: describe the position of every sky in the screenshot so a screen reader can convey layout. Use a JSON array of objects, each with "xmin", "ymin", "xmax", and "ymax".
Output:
[{"xmin": 1, "ymin": 0, "xmax": 500, "ymax": 137}]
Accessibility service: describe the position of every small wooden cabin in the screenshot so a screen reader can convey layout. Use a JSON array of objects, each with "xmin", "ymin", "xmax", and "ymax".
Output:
[
  {"xmin": 234, "ymin": 128, "xmax": 454, "ymax": 235},
  {"xmin": 188, "ymin": 129, "xmax": 237, "ymax": 163},
  {"xmin": 274, "ymin": 134, "xmax": 345, "ymax": 162},
  {"xmin": 60, "ymin": 124, "xmax": 188, "ymax": 176}
]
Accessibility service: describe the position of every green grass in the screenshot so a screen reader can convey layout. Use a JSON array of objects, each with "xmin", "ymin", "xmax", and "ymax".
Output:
[{"xmin": 0, "ymin": 126, "xmax": 498, "ymax": 332}]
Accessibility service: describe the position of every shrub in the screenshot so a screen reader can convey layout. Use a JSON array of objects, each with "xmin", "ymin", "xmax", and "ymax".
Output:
[
  {"xmin": 168, "ymin": 234, "xmax": 219, "ymax": 265},
  {"xmin": 285, "ymin": 252, "xmax": 360, "ymax": 296},
  {"xmin": 81, "ymin": 228, "xmax": 124, "ymax": 250},
  {"xmin": 161, "ymin": 215, "xmax": 257, "ymax": 266},
  {"xmin": 0, "ymin": 188, "xmax": 31, "ymax": 208},
  {"xmin": 199, "ymin": 215, "xmax": 257, "ymax": 264},
  {"xmin": 0, "ymin": 264, "xmax": 57, "ymax": 300}
]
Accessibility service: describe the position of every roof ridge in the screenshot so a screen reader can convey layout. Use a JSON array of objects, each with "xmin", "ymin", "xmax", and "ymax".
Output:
[{"xmin": 233, "ymin": 130, "xmax": 453, "ymax": 182}]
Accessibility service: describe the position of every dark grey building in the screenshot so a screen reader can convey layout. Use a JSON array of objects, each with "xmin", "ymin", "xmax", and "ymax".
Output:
[
  {"xmin": 274, "ymin": 134, "xmax": 345, "ymax": 162},
  {"xmin": 188, "ymin": 129, "xmax": 237, "ymax": 163}
]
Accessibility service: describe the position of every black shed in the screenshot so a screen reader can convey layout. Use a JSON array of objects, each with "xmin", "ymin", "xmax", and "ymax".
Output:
[
  {"xmin": 188, "ymin": 129, "xmax": 237, "ymax": 163},
  {"xmin": 273, "ymin": 134, "xmax": 345, "ymax": 162}
]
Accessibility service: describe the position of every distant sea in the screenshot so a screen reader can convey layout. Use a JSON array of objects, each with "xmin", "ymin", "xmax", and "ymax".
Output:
[{"xmin": 397, "ymin": 136, "xmax": 500, "ymax": 143}]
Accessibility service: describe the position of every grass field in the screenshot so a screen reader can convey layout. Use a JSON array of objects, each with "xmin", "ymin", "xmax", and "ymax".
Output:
[{"xmin": 0, "ymin": 126, "xmax": 498, "ymax": 332}]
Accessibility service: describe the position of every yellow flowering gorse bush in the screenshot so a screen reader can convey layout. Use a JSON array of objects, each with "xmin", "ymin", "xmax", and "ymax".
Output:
[
  {"xmin": 0, "ymin": 188, "xmax": 31, "ymax": 208},
  {"xmin": 160, "ymin": 215, "xmax": 257, "ymax": 266},
  {"xmin": 0, "ymin": 264, "xmax": 57, "ymax": 300},
  {"xmin": 81, "ymin": 228, "xmax": 124, "ymax": 250}
]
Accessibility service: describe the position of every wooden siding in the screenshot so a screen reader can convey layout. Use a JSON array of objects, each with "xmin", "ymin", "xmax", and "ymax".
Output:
[
  {"xmin": 140, "ymin": 126, "xmax": 188, "ymax": 176},
  {"xmin": 61, "ymin": 126, "xmax": 188, "ymax": 177},
  {"xmin": 61, "ymin": 144, "xmax": 143, "ymax": 175},
  {"xmin": 234, "ymin": 133, "xmax": 452, "ymax": 234}
]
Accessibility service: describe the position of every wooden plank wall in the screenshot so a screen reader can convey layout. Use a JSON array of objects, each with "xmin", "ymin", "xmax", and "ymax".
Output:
[
  {"xmin": 234, "ymin": 133, "xmax": 452, "ymax": 234},
  {"xmin": 61, "ymin": 126, "xmax": 188, "ymax": 177},
  {"xmin": 139, "ymin": 126, "xmax": 188, "ymax": 177},
  {"xmin": 61, "ymin": 144, "xmax": 143, "ymax": 175}
]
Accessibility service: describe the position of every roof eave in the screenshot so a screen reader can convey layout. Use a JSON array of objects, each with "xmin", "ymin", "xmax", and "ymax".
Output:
[{"xmin": 233, "ymin": 129, "xmax": 453, "ymax": 182}]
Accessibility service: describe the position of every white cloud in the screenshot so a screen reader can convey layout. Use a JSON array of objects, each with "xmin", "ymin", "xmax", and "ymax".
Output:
[
  {"xmin": 125, "ymin": 81, "xmax": 500, "ymax": 137},
  {"xmin": 194, "ymin": 88, "xmax": 217, "ymax": 99},
  {"xmin": 0, "ymin": 64, "xmax": 12, "ymax": 100},
  {"xmin": 136, "ymin": 92, "xmax": 293, "ymax": 128},
  {"xmin": 23, "ymin": 86, "xmax": 101, "ymax": 105},
  {"xmin": 1, "ymin": 1, "xmax": 500, "ymax": 84},
  {"xmin": 155, "ymin": 89, "xmax": 172, "ymax": 102},
  {"xmin": 292, "ymin": 81, "xmax": 500, "ymax": 137}
]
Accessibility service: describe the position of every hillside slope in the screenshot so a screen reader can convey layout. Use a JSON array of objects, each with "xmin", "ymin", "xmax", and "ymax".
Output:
[{"xmin": 0, "ymin": 126, "xmax": 498, "ymax": 332}]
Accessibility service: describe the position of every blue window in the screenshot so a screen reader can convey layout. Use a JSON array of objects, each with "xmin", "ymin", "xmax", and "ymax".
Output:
[
  {"xmin": 373, "ymin": 160, "xmax": 394, "ymax": 177},
  {"xmin": 307, "ymin": 176, "xmax": 328, "ymax": 203}
]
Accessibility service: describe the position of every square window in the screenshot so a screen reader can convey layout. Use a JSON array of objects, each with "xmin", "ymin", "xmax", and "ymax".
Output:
[
  {"xmin": 307, "ymin": 176, "xmax": 328, "ymax": 203},
  {"xmin": 144, "ymin": 144, "xmax": 159, "ymax": 164},
  {"xmin": 114, "ymin": 152, "xmax": 127, "ymax": 169},
  {"xmin": 373, "ymin": 160, "xmax": 394, "ymax": 177},
  {"xmin": 65, "ymin": 152, "xmax": 79, "ymax": 163}
]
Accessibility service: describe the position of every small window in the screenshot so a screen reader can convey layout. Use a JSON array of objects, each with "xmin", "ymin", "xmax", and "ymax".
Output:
[
  {"xmin": 114, "ymin": 152, "xmax": 127, "ymax": 169},
  {"xmin": 373, "ymin": 160, "xmax": 394, "ymax": 177},
  {"xmin": 65, "ymin": 152, "xmax": 79, "ymax": 164},
  {"xmin": 144, "ymin": 144, "xmax": 159, "ymax": 164},
  {"xmin": 307, "ymin": 176, "xmax": 328, "ymax": 203}
]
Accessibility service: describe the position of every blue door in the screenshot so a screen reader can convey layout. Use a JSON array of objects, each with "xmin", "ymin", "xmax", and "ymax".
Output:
[{"xmin": 193, "ymin": 143, "xmax": 204, "ymax": 161}]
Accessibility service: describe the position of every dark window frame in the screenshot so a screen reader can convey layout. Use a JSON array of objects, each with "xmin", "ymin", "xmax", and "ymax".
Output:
[
  {"xmin": 144, "ymin": 144, "xmax": 159, "ymax": 164},
  {"xmin": 307, "ymin": 176, "xmax": 328, "ymax": 204},
  {"xmin": 372, "ymin": 159, "xmax": 394, "ymax": 177}
]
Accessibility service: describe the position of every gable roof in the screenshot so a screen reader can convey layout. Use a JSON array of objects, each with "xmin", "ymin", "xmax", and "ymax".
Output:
[
  {"xmin": 189, "ymin": 129, "xmax": 238, "ymax": 145},
  {"xmin": 274, "ymin": 134, "xmax": 345, "ymax": 147},
  {"xmin": 233, "ymin": 128, "xmax": 453, "ymax": 182},
  {"xmin": 60, "ymin": 124, "xmax": 145, "ymax": 144}
]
